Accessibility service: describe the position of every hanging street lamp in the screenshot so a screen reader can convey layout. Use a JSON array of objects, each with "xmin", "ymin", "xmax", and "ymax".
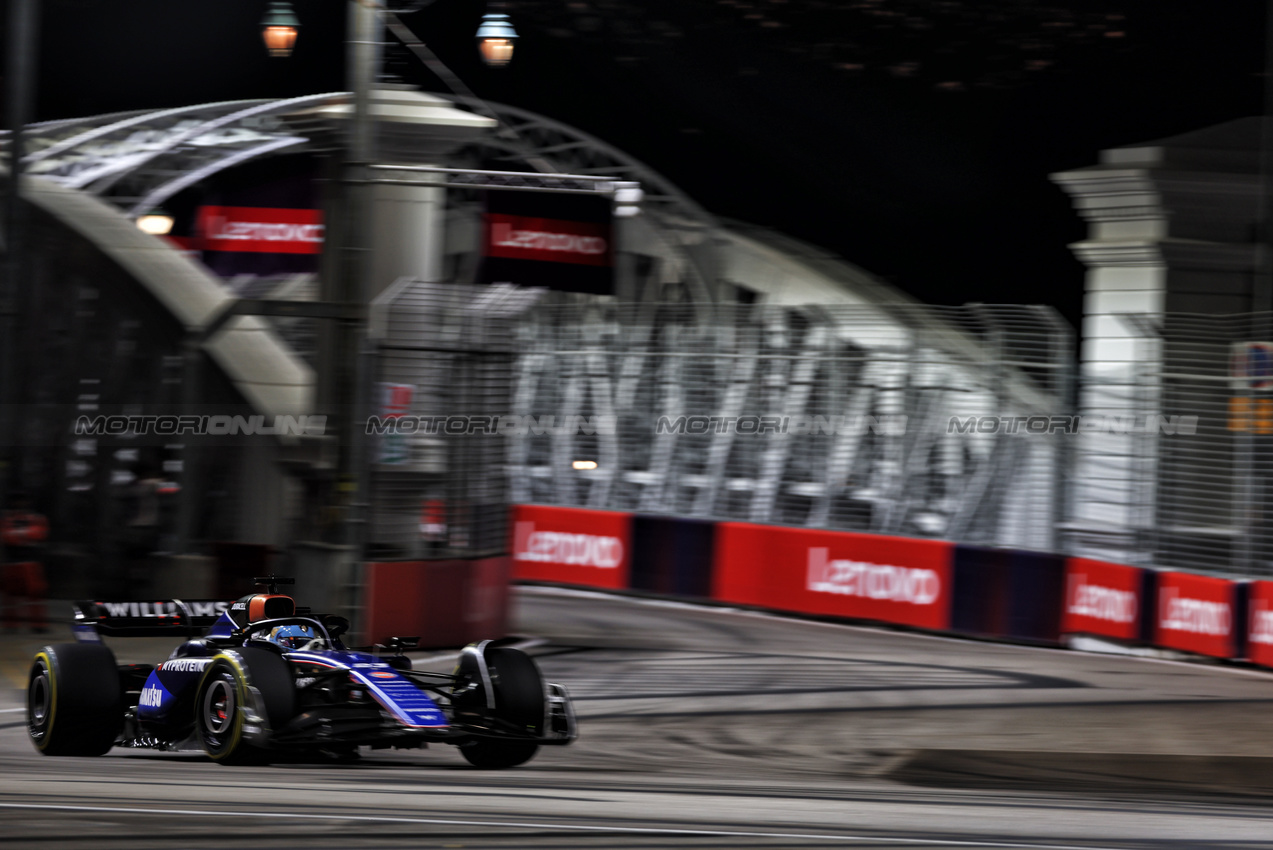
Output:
[
  {"xmin": 261, "ymin": 1, "xmax": 301, "ymax": 58},
  {"xmin": 475, "ymin": 12, "xmax": 517, "ymax": 67}
]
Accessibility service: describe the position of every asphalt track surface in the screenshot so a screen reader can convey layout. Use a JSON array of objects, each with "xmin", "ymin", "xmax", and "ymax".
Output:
[{"xmin": 4, "ymin": 587, "xmax": 1273, "ymax": 849}]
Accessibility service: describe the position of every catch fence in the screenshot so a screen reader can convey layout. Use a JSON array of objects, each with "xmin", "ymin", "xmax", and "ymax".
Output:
[
  {"xmin": 1068, "ymin": 312, "xmax": 1273, "ymax": 579},
  {"xmin": 366, "ymin": 289, "xmax": 1073, "ymax": 559}
]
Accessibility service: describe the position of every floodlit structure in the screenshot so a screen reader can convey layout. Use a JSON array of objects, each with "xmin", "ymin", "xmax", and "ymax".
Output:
[
  {"xmin": 1054, "ymin": 118, "xmax": 1273, "ymax": 576},
  {"xmin": 0, "ymin": 91, "xmax": 1069, "ymax": 589}
]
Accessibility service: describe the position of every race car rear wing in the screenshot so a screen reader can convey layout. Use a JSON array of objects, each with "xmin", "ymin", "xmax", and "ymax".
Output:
[{"xmin": 72, "ymin": 599, "xmax": 233, "ymax": 640}]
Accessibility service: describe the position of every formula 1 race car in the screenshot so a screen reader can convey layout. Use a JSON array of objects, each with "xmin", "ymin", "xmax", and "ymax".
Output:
[{"xmin": 26, "ymin": 577, "xmax": 576, "ymax": 768}]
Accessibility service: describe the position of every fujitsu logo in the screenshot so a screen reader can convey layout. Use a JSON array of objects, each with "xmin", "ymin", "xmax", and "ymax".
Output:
[
  {"xmin": 490, "ymin": 222, "xmax": 606, "ymax": 256},
  {"xmin": 1159, "ymin": 589, "xmax": 1231, "ymax": 636},
  {"xmin": 805, "ymin": 548, "xmax": 940, "ymax": 605},
  {"xmin": 139, "ymin": 686, "xmax": 164, "ymax": 708},
  {"xmin": 1066, "ymin": 575, "xmax": 1137, "ymax": 624},
  {"xmin": 513, "ymin": 521, "xmax": 623, "ymax": 568}
]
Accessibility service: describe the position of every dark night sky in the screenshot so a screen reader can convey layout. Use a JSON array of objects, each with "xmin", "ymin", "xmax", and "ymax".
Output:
[{"xmin": 21, "ymin": 0, "xmax": 1272, "ymax": 329}]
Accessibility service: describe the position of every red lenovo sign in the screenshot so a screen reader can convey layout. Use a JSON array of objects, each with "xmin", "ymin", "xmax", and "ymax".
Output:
[
  {"xmin": 712, "ymin": 523, "xmax": 953, "ymax": 630},
  {"xmin": 1061, "ymin": 558, "xmax": 1143, "ymax": 642},
  {"xmin": 194, "ymin": 206, "xmax": 324, "ymax": 254},
  {"xmin": 510, "ymin": 505, "xmax": 630, "ymax": 589},
  {"xmin": 484, "ymin": 214, "xmax": 611, "ymax": 267},
  {"xmin": 1248, "ymin": 581, "xmax": 1273, "ymax": 667},
  {"xmin": 1154, "ymin": 571, "xmax": 1239, "ymax": 658}
]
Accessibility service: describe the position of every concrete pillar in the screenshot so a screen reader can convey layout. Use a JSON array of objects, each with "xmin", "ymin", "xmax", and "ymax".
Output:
[
  {"xmin": 321, "ymin": 86, "xmax": 496, "ymax": 297},
  {"xmin": 370, "ymin": 170, "xmax": 448, "ymax": 290},
  {"xmin": 1052, "ymin": 118, "xmax": 1264, "ymax": 567}
]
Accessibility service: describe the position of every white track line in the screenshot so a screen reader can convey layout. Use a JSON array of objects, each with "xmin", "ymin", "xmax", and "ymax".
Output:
[{"xmin": 0, "ymin": 801, "xmax": 1128, "ymax": 850}]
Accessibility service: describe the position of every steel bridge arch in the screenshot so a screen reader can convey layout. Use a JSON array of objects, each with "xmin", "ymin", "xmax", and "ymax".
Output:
[{"xmin": 5, "ymin": 91, "xmax": 723, "ymax": 308}]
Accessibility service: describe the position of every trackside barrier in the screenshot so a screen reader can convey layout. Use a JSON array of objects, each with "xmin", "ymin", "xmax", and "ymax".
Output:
[
  {"xmin": 506, "ymin": 505, "xmax": 1273, "ymax": 668},
  {"xmin": 509, "ymin": 505, "xmax": 631, "ymax": 590},
  {"xmin": 1154, "ymin": 571, "xmax": 1246, "ymax": 660},
  {"xmin": 1006, "ymin": 551, "xmax": 1067, "ymax": 643},
  {"xmin": 950, "ymin": 546, "xmax": 1008, "ymax": 638},
  {"xmin": 1061, "ymin": 558, "xmax": 1151, "ymax": 644},
  {"xmin": 950, "ymin": 547, "xmax": 1067, "ymax": 644},
  {"xmin": 712, "ymin": 523, "xmax": 953, "ymax": 631},
  {"xmin": 361, "ymin": 557, "xmax": 510, "ymax": 647},
  {"xmin": 1248, "ymin": 581, "xmax": 1273, "ymax": 666},
  {"xmin": 629, "ymin": 516, "xmax": 715, "ymax": 598}
]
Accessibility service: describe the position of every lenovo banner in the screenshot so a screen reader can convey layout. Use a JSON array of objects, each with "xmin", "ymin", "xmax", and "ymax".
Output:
[
  {"xmin": 1061, "ymin": 558, "xmax": 1145, "ymax": 642},
  {"xmin": 1247, "ymin": 581, "xmax": 1273, "ymax": 667},
  {"xmin": 510, "ymin": 505, "xmax": 631, "ymax": 589},
  {"xmin": 194, "ymin": 206, "xmax": 324, "ymax": 254},
  {"xmin": 479, "ymin": 192, "xmax": 613, "ymax": 295},
  {"xmin": 712, "ymin": 523, "xmax": 953, "ymax": 630},
  {"xmin": 1154, "ymin": 571, "xmax": 1242, "ymax": 659},
  {"xmin": 164, "ymin": 155, "xmax": 324, "ymax": 279}
]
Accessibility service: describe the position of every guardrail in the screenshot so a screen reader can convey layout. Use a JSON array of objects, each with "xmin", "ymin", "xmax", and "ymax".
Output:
[{"xmin": 510, "ymin": 504, "xmax": 1273, "ymax": 668}]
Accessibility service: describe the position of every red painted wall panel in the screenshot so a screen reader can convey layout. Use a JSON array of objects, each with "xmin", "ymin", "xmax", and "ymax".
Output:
[
  {"xmin": 509, "ymin": 505, "xmax": 631, "ymax": 589},
  {"xmin": 1247, "ymin": 580, "xmax": 1273, "ymax": 667},
  {"xmin": 361, "ymin": 558, "xmax": 511, "ymax": 648},
  {"xmin": 1154, "ymin": 571, "xmax": 1239, "ymax": 658},
  {"xmin": 712, "ymin": 523, "xmax": 952, "ymax": 630},
  {"xmin": 1061, "ymin": 558, "xmax": 1144, "ymax": 642}
]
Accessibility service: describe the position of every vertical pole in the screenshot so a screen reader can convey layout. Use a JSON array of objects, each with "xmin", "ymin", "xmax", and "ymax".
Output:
[
  {"xmin": 1245, "ymin": 0, "xmax": 1273, "ymax": 574},
  {"xmin": 343, "ymin": 0, "xmax": 383, "ymax": 588},
  {"xmin": 1, "ymin": 0, "xmax": 39, "ymax": 567},
  {"xmin": 1039, "ymin": 305, "xmax": 1075, "ymax": 556},
  {"xmin": 175, "ymin": 333, "xmax": 203, "ymax": 554}
]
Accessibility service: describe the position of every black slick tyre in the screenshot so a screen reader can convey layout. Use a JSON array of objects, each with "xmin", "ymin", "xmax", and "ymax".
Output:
[
  {"xmin": 459, "ymin": 647, "xmax": 543, "ymax": 769},
  {"xmin": 196, "ymin": 648, "xmax": 295, "ymax": 765},
  {"xmin": 28, "ymin": 643, "xmax": 123, "ymax": 757}
]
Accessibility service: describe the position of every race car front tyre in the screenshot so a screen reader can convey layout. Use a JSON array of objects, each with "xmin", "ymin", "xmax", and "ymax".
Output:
[
  {"xmin": 196, "ymin": 648, "xmax": 295, "ymax": 765},
  {"xmin": 459, "ymin": 736, "xmax": 539, "ymax": 769},
  {"xmin": 28, "ymin": 643, "xmax": 123, "ymax": 756},
  {"xmin": 458, "ymin": 647, "xmax": 543, "ymax": 769}
]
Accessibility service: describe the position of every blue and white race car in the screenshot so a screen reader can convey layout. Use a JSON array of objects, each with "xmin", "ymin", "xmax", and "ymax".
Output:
[{"xmin": 27, "ymin": 577, "xmax": 576, "ymax": 768}]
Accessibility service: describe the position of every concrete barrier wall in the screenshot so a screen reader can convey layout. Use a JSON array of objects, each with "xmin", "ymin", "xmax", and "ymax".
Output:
[
  {"xmin": 509, "ymin": 505, "xmax": 631, "ymax": 589},
  {"xmin": 1060, "ymin": 558, "xmax": 1148, "ymax": 643},
  {"xmin": 630, "ymin": 516, "xmax": 715, "ymax": 599},
  {"xmin": 507, "ymin": 504, "xmax": 1273, "ymax": 667},
  {"xmin": 1153, "ymin": 571, "xmax": 1245, "ymax": 660},
  {"xmin": 360, "ymin": 556, "xmax": 510, "ymax": 647},
  {"xmin": 1248, "ymin": 580, "xmax": 1273, "ymax": 666},
  {"xmin": 713, "ymin": 522, "xmax": 953, "ymax": 631}
]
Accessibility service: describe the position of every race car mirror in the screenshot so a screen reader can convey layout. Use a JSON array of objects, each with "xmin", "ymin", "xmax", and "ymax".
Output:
[
  {"xmin": 384, "ymin": 636, "xmax": 420, "ymax": 654},
  {"xmin": 323, "ymin": 614, "xmax": 350, "ymax": 640}
]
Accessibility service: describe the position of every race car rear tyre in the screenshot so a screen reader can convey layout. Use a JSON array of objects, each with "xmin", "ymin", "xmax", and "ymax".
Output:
[
  {"xmin": 28, "ymin": 643, "xmax": 123, "ymax": 757},
  {"xmin": 196, "ymin": 648, "xmax": 295, "ymax": 765},
  {"xmin": 459, "ymin": 647, "xmax": 543, "ymax": 769}
]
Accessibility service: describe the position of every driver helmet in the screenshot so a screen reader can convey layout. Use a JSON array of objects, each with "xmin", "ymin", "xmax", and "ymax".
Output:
[{"xmin": 269, "ymin": 624, "xmax": 315, "ymax": 650}]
